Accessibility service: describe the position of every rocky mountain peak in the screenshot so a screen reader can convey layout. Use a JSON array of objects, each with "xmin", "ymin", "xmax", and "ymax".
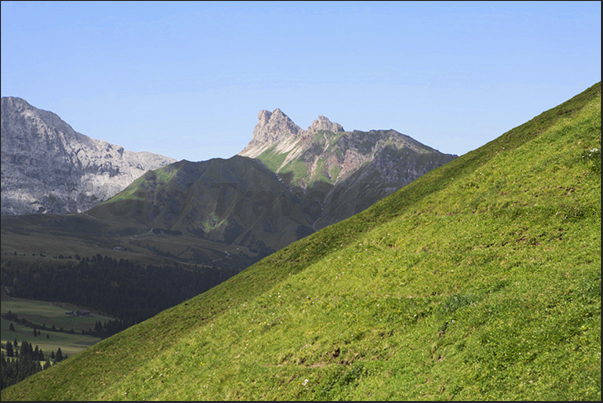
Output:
[
  {"xmin": 251, "ymin": 108, "xmax": 302, "ymax": 144},
  {"xmin": 2, "ymin": 97, "xmax": 94, "ymax": 150},
  {"xmin": 239, "ymin": 108, "xmax": 303, "ymax": 158},
  {"xmin": 2, "ymin": 96, "xmax": 27, "ymax": 111},
  {"xmin": 256, "ymin": 109, "xmax": 272, "ymax": 126},
  {"xmin": 307, "ymin": 115, "xmax": 344, "ymax": 134},
  {"xmin": 239, "ymin": 107, "xmax": 458, "ymax": 194}
]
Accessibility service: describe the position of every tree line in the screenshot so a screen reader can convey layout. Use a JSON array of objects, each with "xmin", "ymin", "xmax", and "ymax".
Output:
[
  {"xmin": 4, "ymin": 310, "xmax": 126, "ymax": 340},
  {"xmin": 1, "ymin": 255, "xmax": 239, "ymax": 325},
  {"xmin": 1, "ymin": 340, "xmax": 66, "ymax": 390}
]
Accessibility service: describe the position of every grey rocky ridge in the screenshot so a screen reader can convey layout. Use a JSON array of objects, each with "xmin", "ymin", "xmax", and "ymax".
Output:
[
  {"xmin": 1, "ymin": 97, "xmax": 176, "ymax": 215},
  {"xmin": 239, "ymin": 108, "xmax": 458, "ymax": 229}
]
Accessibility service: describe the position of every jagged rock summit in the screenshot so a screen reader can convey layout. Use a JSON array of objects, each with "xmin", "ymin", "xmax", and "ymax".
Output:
[
  {"xmin": 1, "ymin": 96, "xmax": 176, "ymax": 215},
  {"xmin": 255, "ymin": 108, "xmax": 302, "ymax": 140},
  {"xmin": 244, "ymin": 108, "xmax": 344, "ymax": 147},
  {"xmin": 240, "ymin": 108, "xmax": 303, "ymax": 158},
  {"xmin": 239, "ymin": 108, "xmax": 456, "ymax": 189},
  {"xmin": 239, "ymin": 108, "xmax": 348, "ymax": 169},
  {"xmin": 307, "ymin": 115, "xmax": 344, "ymax": 134}
]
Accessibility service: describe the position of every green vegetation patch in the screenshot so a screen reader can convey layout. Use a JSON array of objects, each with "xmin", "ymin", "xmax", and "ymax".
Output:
[
  {"xmin": 257, "ymin": 145, "xmax": 291, "ymax": 172},
  {"xmin": 102, "ymin": 174, "xmax": 148, "ymax": 204},
  {"xmin": 201, "ymin": 212, "xmax": 228, "ymax": 233},
  {"xmin": 326, "ymin": 131, "xmax": 346, "ymax": 146},
  {"xmin": 329, "ymin": 164, "xmax": 341, "ymax": 182},
  {"xmin": 1, "ymin": 318, "xmax": 99, "ymax": 359},
  {"xmin": 153, "ymin": 163, "xmax": 181, "ymax": 184},
  {"xmin": 1, "ymin": 299, "xmax": 112, "ymax": 334},
  {"xmin": 280, "ymin": 159, "xmax": 309, "ymax": 185},
  {"xmin": 308, "ymin": 159, "xmax": 332, "ymax": 187},
  {"xmin": 102, "ymin": 162, "xmax": 182, "ymax": 204}
]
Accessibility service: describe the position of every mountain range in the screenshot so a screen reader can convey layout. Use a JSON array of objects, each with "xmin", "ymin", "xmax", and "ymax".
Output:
[{"xmin": 1, "ymin": 103, "xmax": 456, "ymax": 273}]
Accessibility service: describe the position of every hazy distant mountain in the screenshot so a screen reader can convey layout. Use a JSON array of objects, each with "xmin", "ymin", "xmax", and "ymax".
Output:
[
  {"xmin": 1, "ymin": 97, "xmax": 176, "ymax": 215},
  {"xmin": 240, "ymin": 108, "xmax": 457, "ymax": 229}
]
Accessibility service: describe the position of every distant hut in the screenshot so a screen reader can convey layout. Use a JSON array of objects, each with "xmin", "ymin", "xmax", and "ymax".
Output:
[{"xmin": 76, "ymin": 310, "xmax": 91, "ymax": 317}]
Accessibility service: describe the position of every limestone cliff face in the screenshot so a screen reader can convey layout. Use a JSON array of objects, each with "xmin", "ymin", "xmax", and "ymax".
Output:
[
  {"xmin": 239, "ymin": 108, "xmax": 303, "ymax": 158},
  {"xmin": 1, "ymin": 97, "xmax": 176, "ymax": 215}
]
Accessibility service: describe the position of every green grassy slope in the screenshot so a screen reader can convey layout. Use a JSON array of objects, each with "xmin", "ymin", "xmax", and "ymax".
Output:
[{"xmin": 2, "ymin": 83, "xmax": 600, "ymax": 401}]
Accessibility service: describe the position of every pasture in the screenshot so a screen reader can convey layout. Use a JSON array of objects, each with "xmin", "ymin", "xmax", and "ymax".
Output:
[{"xmin": 1, "ymin": 296, "xmax": 111, "ymax": 359}]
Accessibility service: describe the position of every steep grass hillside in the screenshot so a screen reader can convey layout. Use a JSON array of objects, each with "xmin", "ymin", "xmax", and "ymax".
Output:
[{"xmin": 2, "ymin": 83, "xmax": 600, "ymax": 401}]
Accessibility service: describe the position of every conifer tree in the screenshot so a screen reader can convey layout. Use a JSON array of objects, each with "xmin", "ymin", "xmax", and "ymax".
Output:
[
  {"xmin": 5, "ymin": 341, "xmax": 13, "ymax": 357},
  {"xmin": 19, "ymin": 340, "xmax": 29, "ymax": 357}
]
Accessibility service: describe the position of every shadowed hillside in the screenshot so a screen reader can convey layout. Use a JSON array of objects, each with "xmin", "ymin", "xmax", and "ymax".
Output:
[{"xmin": 1, "ymin": 82, "xmax": 600, "ymax": 401}]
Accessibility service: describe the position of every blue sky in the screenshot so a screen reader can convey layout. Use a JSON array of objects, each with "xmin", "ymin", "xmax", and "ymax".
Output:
[{"xmin": 2, "ymin": 1, "xmax": 601, "ymax": 162}]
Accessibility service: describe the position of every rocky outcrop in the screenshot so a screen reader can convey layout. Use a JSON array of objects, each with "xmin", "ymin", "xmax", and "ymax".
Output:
[
  {"xmin": 1, "ymin": 97, "xmax": 176, "ymax": 215},
  {"xmin": 306, "ymin": 115, "xmax": 344, "ymax": 134},
  {"xmin": 239, "ymin": 108, "xmax": 303, "ymax": 158}
]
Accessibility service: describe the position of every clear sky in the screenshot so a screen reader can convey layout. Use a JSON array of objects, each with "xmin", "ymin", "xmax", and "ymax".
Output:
[{"xmin": 1, "ymin": 1, "xmax": 601, "ymax": 162}]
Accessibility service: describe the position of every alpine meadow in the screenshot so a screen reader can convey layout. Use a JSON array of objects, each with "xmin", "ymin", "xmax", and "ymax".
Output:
[{"xmin": 1, "ymin": 83, "xmax": 600, "ymax": 400}]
